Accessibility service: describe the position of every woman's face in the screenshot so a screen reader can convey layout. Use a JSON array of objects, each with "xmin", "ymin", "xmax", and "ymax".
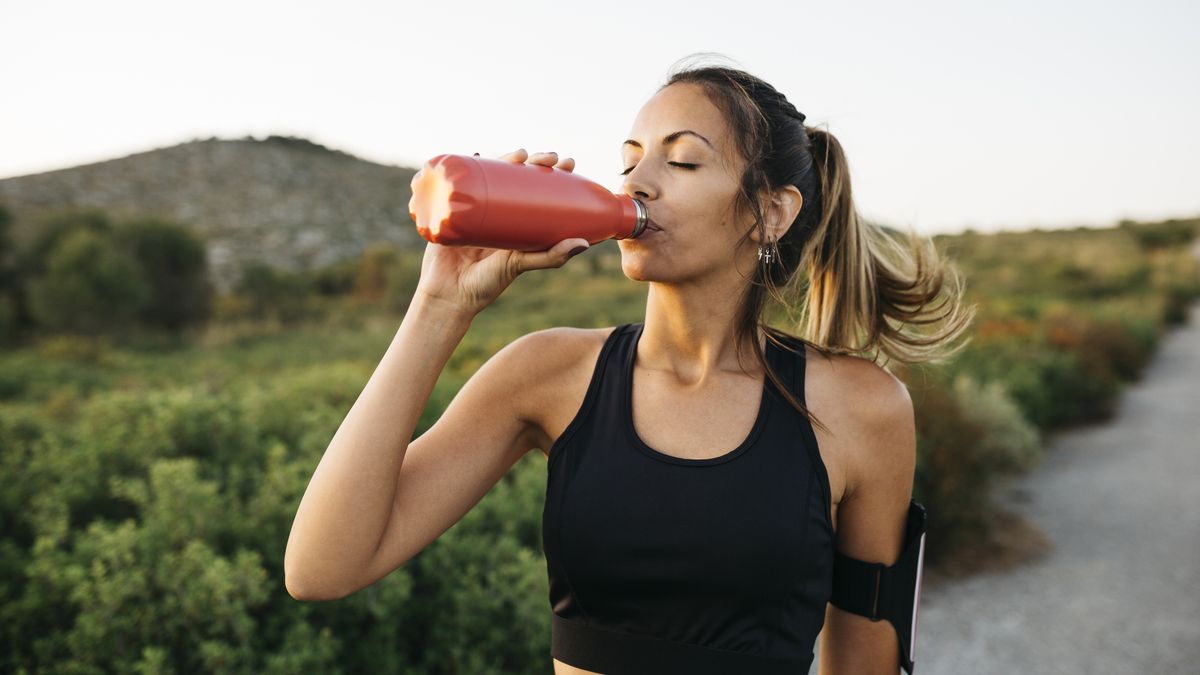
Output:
[{"xmin": 617, "ymin": 82, "xmax": 756, "ymax": 283}]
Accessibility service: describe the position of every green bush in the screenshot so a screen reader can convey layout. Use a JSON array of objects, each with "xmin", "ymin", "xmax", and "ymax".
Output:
[
  {"xmin": 947, "ymin": 306, "xmax": 1160, "ymax": 430},
  {"xmin": 384, "ymin": 248, "xmax": 423, "ymax": 315},
  {"xmin": 1120, "ymin": 217, "xmax": 1198, "ymax": 250},
  {"xmin": 112, "ymin": 217, "xmax": 214, "ymax": 331},
  {"xmin": 27, "ymin": 228, "xmax": 153, "ymax": 335},
  {"xmin": 0, "ymin": 367, "xmax": 555, "ymax": 674},
  {"xmin": 18, "ymin": 207, "xmax": 114, "ymax": 278},
  {"xmin": 1163, "ymin": 280, "xmax": 1200, "ymax": 325},
  {"xmin": 912, "ymin": 371, "xmax": 1040, "ymax": 562},
  {"xmin": 1037, "ymin": 310, "xmax": 1153, "ymax": 424},
  {"xmin": 23, "ymin": 459, "xmax": 273, "ymax": 674},
  {"xmin": 310, "ymin": 257, "xmax": 359, "ymax": 297},
  {"xmin": 233, "ymin": 262, "xmax": 313, "ymax": 324}
]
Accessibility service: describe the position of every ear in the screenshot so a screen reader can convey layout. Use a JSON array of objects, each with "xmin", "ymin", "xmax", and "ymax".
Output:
[{"xmin": 750, "ymin": 185, "xmax": 804, "ymax": 243}]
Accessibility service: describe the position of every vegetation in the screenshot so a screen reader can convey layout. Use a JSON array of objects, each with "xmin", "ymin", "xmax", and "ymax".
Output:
[
  {"xmin": 0, "ymin": 202, "xmax": 1197, "ymax": 673},
  {"xmin": 1, "ymin": 208, "xmax": 212, "ymax": 344}
]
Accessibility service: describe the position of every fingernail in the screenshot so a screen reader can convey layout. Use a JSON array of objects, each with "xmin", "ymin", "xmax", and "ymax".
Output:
[{"xmin": 569, "ymin": 245, "xmax": 588, "ymax": 257}]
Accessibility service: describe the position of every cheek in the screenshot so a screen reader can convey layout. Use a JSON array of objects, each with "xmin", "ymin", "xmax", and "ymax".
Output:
[
  {"xmin": 686, "ymin": 197, "xmax": 746, "ymax": 240},
  {"xmin": 695, "ymin": 180, "xmax": 743, "ymax": 223}
]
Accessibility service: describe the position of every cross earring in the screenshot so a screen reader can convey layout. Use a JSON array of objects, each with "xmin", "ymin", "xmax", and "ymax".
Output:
[{"xmin": 758, "ymin": 243, "xmax": 777, "ymax": 264}]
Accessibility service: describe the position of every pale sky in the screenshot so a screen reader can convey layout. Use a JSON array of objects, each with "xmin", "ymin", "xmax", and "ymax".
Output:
[{"xmin": 1, "ymin": 0, "xmax": 1196, "ymax": 235}]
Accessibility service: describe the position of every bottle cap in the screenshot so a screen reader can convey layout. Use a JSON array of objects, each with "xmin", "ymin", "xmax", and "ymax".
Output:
[{"xmin": 614, "ymin": 197, "xmax": 648, "ymax": 239}]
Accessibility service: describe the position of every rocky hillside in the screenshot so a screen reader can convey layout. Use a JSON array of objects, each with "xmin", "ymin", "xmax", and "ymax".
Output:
[{"xmin": 0, "ymin": 136, "xmax": 423, "ymax": 293}]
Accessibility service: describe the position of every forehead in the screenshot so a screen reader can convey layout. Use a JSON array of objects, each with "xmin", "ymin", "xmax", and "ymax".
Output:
[{"xmin": 624, "ymin": 83, "xmax": 730, "ymax": 155}]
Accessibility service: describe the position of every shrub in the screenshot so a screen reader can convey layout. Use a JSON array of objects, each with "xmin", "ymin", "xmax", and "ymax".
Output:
[
  {"xmin": 234, "ymin": 262, "xmax": 313, "ymax": 324},
  {"xmin": 1121, "ymin": 218, "xmax": 1198, "ymax": 250},
  {"xmin": 18, "ymin": 207, "xmax": 114, "ymax": 278},
  {"xmin": 34, "ymin": 334, "xmax": 114, "ymax": 365},
  {"xmin": 384, "ymin": 249, "xmax": 423, "ymax": 315},
  {"xmin": 912, "ymin": 371, "xmax": 1041, "ymax": 563},
  {"xmin": 111, "ymin": 217, "xmax": 214, "ymax": 331},
  {"xmin": 0, "ymin": 372, "xmax": 553, "ymax": 674},
  {"xmin": 351, "ymin": 243, "xmax": 399, "ymax": 305},
  {"xmin": 26, "ymin": 228, "xmax": 152, "ymax": 335},
  {"xmin": 1163, "ymin": 280, "xmax": 1200, "ymax": 325}
]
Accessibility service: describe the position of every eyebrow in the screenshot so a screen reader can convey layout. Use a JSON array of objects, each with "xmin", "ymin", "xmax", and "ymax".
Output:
[{"xmin": 622, "ymin": 129, "xmax": 714, "ymax": 151}]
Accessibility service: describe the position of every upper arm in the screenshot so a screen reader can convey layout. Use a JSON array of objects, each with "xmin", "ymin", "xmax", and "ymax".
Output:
[
  {"xmin": 346, "ymin": 327, "xmax": 573, "ymax": 596},
  {"xmin": 818, "ymin": 366, "xmax": 916, "ymax": 675}
]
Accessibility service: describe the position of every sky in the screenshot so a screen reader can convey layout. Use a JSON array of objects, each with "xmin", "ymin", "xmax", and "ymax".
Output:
[{"xmin": 1, "ymin": 0, "xmax": 1196, "ymax": 236}]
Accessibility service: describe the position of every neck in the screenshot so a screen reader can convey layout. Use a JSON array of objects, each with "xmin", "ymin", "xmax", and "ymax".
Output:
[{"xmin": 640, "ymin": 278, "xmax": 765, "ymax": 388}]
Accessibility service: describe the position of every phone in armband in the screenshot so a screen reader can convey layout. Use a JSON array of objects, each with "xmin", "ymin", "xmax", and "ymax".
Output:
[{"xmin": 828, "ymin": 499, "xmax": 927, "ymax": 674}]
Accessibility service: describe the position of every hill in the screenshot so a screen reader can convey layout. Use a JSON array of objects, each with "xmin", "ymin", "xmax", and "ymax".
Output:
[{"xmin": 0, "ymin": 135, "xmax": 423, "ymax": 293}]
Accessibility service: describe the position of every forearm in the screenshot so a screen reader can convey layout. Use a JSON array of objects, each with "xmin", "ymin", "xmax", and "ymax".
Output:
[{"xmin": 284, "ymin": 292, "xmax": 475, "ymax": 599}]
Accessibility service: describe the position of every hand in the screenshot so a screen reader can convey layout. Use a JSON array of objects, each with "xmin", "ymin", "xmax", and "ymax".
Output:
[{"xmin": 413, "ymin": 149, "xmax": 590, "ymax": 316}]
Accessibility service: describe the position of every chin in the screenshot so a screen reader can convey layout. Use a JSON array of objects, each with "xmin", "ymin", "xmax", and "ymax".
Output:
[{"xmin": 618, "ymin": 251, "xmax": 673, "ymax": 283}]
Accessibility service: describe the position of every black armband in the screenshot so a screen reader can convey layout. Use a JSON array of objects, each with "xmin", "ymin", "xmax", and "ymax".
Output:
[{"xmin": 829, "ymin": 499, "xmax": 927, "ymax": 674}]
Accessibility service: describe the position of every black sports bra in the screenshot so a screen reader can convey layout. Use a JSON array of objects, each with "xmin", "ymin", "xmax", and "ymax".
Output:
[{"xmin": 542, "ymin": 322, "xmax": 835, "ymax": 674}]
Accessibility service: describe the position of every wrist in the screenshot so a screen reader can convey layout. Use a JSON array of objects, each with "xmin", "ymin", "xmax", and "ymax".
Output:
[{"xmin": 410, "ymin": 289, "xmax": 478, "ymax": 326}]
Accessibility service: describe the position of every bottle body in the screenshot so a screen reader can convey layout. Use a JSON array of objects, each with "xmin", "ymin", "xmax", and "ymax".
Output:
[{"xmin": 408, "ymin": 153, "xmax": 648, "ymax": 251}]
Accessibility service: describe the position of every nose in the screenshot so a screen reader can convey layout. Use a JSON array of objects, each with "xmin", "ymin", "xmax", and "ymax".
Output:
[{"xmin": 621, "ymin": 171, "xmax": 655, "ymax": 202}]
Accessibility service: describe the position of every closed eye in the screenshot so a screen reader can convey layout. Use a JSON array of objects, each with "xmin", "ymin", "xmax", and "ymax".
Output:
[{"xmin": 619, "ymin": 160, "xmax": 696, "ymax": 174}]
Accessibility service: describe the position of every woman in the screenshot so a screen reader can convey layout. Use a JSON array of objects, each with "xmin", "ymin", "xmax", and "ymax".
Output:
[{"xmin": 285, "ymin": 60, "xmax": 974, "ymax": 674}]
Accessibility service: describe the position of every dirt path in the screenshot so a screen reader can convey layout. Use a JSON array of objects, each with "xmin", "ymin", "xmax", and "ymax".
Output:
[{"xmin": 902, "ymin": 292, "xmax": 1200, "ymax": 674}]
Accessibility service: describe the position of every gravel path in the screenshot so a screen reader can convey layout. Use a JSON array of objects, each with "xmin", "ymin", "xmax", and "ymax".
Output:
[{"xmin": 904, "ymin": 293, "xmax": 1200, "ymax": 675}]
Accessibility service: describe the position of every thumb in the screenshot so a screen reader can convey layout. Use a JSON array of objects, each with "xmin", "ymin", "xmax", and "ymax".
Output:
[
  {"xmin": 565, "ymin": 239, "xmax": 590, "ymax": 258},
  {"xmin": 518, "ymin": 238, "xmax": 590, "ymax": 271}
]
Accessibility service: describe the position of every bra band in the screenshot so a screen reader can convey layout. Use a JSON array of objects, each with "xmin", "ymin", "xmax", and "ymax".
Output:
[{"xmin": 829, "ymin": 499, "xmax": 927, "ymax": 674}]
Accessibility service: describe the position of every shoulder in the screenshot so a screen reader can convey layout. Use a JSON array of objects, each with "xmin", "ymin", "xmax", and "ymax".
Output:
[
  {"xmin": 500, "ymin": 325, "xmax": 619, "ymax": 437},
  {"xmin": 504, "ymin": 325, "xmax": 617, "ymax": 376},
  {"xmin": 813, "ymin": 351, "xmax": 915, "ymax": 499},
  {"xmin": 816, "ymin": 350, "xmax": 909, "ymax": 409}
]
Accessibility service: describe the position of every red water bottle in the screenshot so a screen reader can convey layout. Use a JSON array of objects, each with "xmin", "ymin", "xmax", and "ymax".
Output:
[{"xmin": 408, "ymin": 153, "xmax": 649, "ymax": 251}]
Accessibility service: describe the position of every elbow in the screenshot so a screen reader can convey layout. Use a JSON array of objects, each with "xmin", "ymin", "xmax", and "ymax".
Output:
[
  {"xmin": 285, "ymin": 572, "xmax": 345, "ymax": 602},
  {"xmin": 284, "ymin": 536, "xmax": 387, "ymax": 601},
  {"xmin": 285, "ymin": 579, "xmax": 311, "ymax": 602},
  {"xmin": 284, "ymin": 568, "xmax": 319, "ymax": 601},
  {"xmin": 284, "ymin": 536, "xmax": 341, "ymax": 601},
  {"xmin": 284, "ymin": 560, "xmax": 349, "ymax": 602},
  {"xmin": 284, "ymin": 572, "xmax": 315, "ymax": 602}
]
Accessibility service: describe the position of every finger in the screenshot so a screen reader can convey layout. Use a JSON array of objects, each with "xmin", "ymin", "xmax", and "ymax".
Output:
[
  {"xmin": 527, "ymin": 150, "xmax": 558, "ymax": 166},
  {"xmin": 513, "ymin": 238, "xmax": 590, "ymax": 272},
  {"xmin": 499, "ymin": 148, "xmax": 528, "ymax": 162},
  {"xmin": 555, "ymin": 156, "xmax": 575, "ymax": 172}
]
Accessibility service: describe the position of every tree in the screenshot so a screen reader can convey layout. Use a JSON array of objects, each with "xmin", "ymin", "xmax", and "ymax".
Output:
[
  {"xmin": 26, "ymin": 228, "xmax": 152, "ymax": 335},
  {"xmin": 20, "ymin": 207, "xmax": 114, "ymax": 277},
  {"xmin": 111, "ymin": 217, "xmax": 214, "ymax": 331},
  {"xmin": 4, "ymin": 207, "xmax": 119, "ymax": 340}
]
